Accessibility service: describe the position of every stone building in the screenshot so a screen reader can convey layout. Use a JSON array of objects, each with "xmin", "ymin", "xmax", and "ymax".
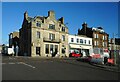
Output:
[
  {"xmin": 9, "ymin": 31, "xmax": 19, "ymax": 47},
  {"xmin": 78, "ymin": 22, "xmax": 109, "ymax": 49},
  {"xmin": 9, "ymin": 31, "xmax": 19, "ymax": 56},
  {"xmin": 19, "ymin": 10, "xmax": 69, "ymax": 57}
]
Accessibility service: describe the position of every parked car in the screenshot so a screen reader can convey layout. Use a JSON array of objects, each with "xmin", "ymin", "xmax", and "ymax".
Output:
[
  {"xmin": 69, "ymin": 52, "xmax": 82, "ymax": 57},
  {"xmin": 77, "ymin": 56, "xmax": 92, "ymax": 62}
]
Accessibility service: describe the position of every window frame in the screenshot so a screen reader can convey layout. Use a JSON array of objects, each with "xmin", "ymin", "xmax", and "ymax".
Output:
[
  {"xmin": 36, "ymin": 21, "xmax": 41, "ymax": 27},
  {"xmin": 49, "ymin": 33, "xmax": 55, "ymax": 40},
  {"xmin": 37, "ymin": 31, "xmax": 40, "ymax": 39},
  {"xmin": 45, "ymin": 44, "xmax": 49, "ymax": 54},
  {"xmin": 80, "ymin": 39, "xmax": 83, "ymax": 44},
  {"xmin": 62, "ymin": 35, "xmax": 65, "ymax": 41},
  {"xmin": 71, "ymin": 38, "xmax": 74, "ymax": 42},
  {"xmin": 49, "ymin": 24, "xmax": 55, "ymax": 30},
  {"xmin": 77, "ymin": 38, "xmax": 79, "ymax": 43},
  {"xmin": 62, "ymin": 26, "xmax": 65, "ymax": 32}
]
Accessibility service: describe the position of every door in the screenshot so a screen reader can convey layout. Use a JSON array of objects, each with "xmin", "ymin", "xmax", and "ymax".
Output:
[{"xmin": 36, "ymin": 47, "xmax": 40, "ymax": 56}]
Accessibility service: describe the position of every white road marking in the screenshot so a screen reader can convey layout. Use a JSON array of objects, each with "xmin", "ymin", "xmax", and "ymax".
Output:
[
  {"xmin": 2, "ymin": 62, "xmax": 36, "ymax": 68},
  {"xmin": 8, "ymin": 62, "xmax": 15, "ymax": 64},
  {"xmin": 16, "ymin": 62, "xmax": 23, "ymax": 64},
  {"xmin": 20, "ymin": 62, "xmax": 36, "ymax": 69}
]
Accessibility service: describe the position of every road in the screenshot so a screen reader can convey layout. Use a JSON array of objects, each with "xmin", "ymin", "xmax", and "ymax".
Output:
[{"xmin": 2, "ymin": 56, "xmax": 119, "ymax": 80}]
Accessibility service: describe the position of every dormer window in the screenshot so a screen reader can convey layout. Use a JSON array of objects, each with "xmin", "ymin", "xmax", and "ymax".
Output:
[
  {"xmin": 49, "ymin": 24, "xmax": 55, "ymax": 30},
  {"xmin": 62, "ymin": 26, "xmax": 65, "ymax": 32},
  {"xmin": 36, "ymin": 21, "xmax": 41, "ymax": 27}
]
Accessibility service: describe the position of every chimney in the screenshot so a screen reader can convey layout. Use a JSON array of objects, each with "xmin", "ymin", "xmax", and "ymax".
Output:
[
  {"xmin": 24, "ymin": 11, "xmax": 28, "ymax": 20},
  {"xmin": 48, "ymin": 10, "xmax": 55, "ymax": 18},
  {"xmin": 82, "ymin": 22, "xmax": 87, "ymax": 35},
  {"xmin": 59, "ymin": 17, "xmax": 64, "ymax": 24}
]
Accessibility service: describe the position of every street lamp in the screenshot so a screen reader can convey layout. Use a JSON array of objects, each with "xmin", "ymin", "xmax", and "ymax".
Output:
[{"xmin": 113, "ymin": 33, "xmax": 120, "ymax": 65}]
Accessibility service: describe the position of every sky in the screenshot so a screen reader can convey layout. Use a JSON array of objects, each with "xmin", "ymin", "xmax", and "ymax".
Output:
[{"xmin": 1, "ymin": 2, "xmax": 119, "ymax": 44}]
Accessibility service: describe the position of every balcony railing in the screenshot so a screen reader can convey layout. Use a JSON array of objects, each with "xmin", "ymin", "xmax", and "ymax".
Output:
[{"xmin": 43, "ymin": 38, "xmax": 61, "ymax": 43}]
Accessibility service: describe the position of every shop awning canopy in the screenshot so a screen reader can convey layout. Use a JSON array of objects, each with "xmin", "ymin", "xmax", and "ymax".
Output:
[{"xmin": 69, "ymin": 44, "xmax": 92, "ymax": 49}]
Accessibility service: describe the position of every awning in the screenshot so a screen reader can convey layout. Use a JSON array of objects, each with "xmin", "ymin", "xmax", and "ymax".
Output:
[{"xmin": 69, "ymin": 44, "xmax": 92, "ymax": 49}]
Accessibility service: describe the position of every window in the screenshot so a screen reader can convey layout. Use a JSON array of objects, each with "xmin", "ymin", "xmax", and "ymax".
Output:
[
  {"xmin": 62, "ymin": 35, "xmax": 65, "ymax": 41},
  {"xmin": 104, "ymin": 42, "xmax": 107, "ymax": 47},
  {"xmin": 89, "ymin": 40, "xmax": 91, "ymax": 44},
  {"xmin": 49, "ymin": 24, "xmax": 55, "ymax": 29},
  {"xmin": 80, "ymin": 39, "xmax": 83, "ymax": 44},
  {"xmin": 94, "ymin": 34, "xmax": 96, "ymax": 38},
  {"xmin": 49, "ymin": 33, "xmax": 55, "ymax": 40},
  {"xmin": 71, "ymin": 38, "xmax": 74, "ymax": 42},
  {"xmin": 94, "ymin": 41, "xmax": 96, "ymax": 46},
  {"xmin": 50, "ymin": 45, "xmax": 53, "ymax": 52},
  {"xmin": 97, "ymin": 34, "xmax": 99, "ymax": 38},
  {"xmin": 45, "ymin": 44, "xmax": 49, "ymax": 54},
  {"xmin": 97, "ymin": 41, "xmax": 99, "ymax": 46},
  {"xmin": 84, "ymin": 40, "xmax": 86, "ymax": 44},
  {"xmin": 62, "ymin": 48, "xmax": 65, "ymax": 54},
  {"xmin": 62, "ymin": 27, "xmax": 65, "ymax": 32},
  {"xmin": 55, "ymin": 45, "xmax": 58, "ymax": 54},
  {"xmin": 105, "ymin": 36, "xmax": 107, "ymax": 40},
  {"xmin": 36, "ymin": 47, "xmax": 40, "ymax": 55},
  {"xmin": 77, "ymin": 38, "xmax": 79, "ymax": 43},
  {"xmin": 103, "ymin": 36, "xmax": 105, "ymax": 40},
  {"xmin": 37, "ymin": 31, "xmax": 40, "ymax": 39},
  {"xmin": 103, "ymin": 42, "xmax": 104, "ymax": 47},
  {"xmin": 36, "ymin": 21, "xmax": 41, "ymax": 27},
  {"xmin": 94, "ymin": 34, "xmax": 98, "ymax": 38}
]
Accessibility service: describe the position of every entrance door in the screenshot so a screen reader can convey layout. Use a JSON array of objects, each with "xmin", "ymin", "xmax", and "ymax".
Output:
[{"xmin": 36, "ymin": 47, "xmax": 40, "ymax": 56}]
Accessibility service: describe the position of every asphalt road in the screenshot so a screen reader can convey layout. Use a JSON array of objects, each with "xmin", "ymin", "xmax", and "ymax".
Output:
[{"xmin": 2, "ymin": 56, "xmax": 119, "ymax": 80}]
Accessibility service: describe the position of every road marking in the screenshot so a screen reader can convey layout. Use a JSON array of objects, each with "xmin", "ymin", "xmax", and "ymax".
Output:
[
  {"xmin": 16, "ymin": 62, "xmax": 23, "ymax": 64},
  {"xmin": 8, "ymin": 62, "xmax": 15, "ymax": 64},
  {"xmin": 20, "ymin": 62, "xmax": 36, "ymax": 69}
]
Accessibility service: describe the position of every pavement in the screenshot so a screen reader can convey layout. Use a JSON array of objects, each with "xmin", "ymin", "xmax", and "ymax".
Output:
[
  {"xmin": 72, "ymin": 57, "xmax": 120, "ymax": 73},
  {"xmin": 2, "ymin": 56, "xmax": 119, "ymax": 80},
  {"xmin": 90, "ymin": 63, "xmax": 119, "ymax": 73}
]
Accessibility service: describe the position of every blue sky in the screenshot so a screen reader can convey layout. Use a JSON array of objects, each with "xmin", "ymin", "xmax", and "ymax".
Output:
[{"xmin": 2, "ymin": 2, "xmax": 118, "ymax": 44}]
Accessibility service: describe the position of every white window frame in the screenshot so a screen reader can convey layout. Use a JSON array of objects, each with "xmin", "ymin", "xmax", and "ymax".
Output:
[
  {"xmin": 103, "ymin": 36, "xmax": 104, "ymax": 40},
  {"xmin": 94, "ymin": 34, "xmax": 96, "ymax": 38},
  {"xmin": 94, "ymin": 41, "xmax": 96, "ymax": 46},
  {"xmin": 97, "ymin": 34, "xmax": 99, "ymax": 38},
  {"xmin": 103, "ymin": 42, "xmax": 104, "ymax": 47}
]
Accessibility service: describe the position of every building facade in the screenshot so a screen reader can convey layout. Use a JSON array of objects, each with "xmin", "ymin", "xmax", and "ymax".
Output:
[
  {"xmin": 19, "ymin": 11, "xmax": 69, "ymax": 57},
  {"xmin": 78, "ymin": 22, "xmax": 109, "ymax": 49},
  {"xmin": 109, "ymin": 38, "xmax": 120, "ymax": 50},
  {"xmin": 9, "ymin": 31, "xmax": 19, "ymax": 48},
  {"xmin": 9, "ymin": 31, "xmax": 19, "ymax": 56},
  {"xmin": 68, "ymin": 34, "xmax": 92, "ymax": 56}
]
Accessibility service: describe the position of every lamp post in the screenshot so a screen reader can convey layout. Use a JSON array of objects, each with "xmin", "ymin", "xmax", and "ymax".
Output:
[
  {"xmin": 113, "ymin": 33, "xmax": 116, "ymax": 65},
  {"xmin": 113, "ymin": 33, "xmax": 120, "ymax": 65}
]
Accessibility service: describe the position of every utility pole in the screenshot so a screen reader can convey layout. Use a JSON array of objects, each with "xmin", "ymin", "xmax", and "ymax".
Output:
[{"xmin": 113, "ymin": 33, "xmax": 116, "ymax": 65}]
